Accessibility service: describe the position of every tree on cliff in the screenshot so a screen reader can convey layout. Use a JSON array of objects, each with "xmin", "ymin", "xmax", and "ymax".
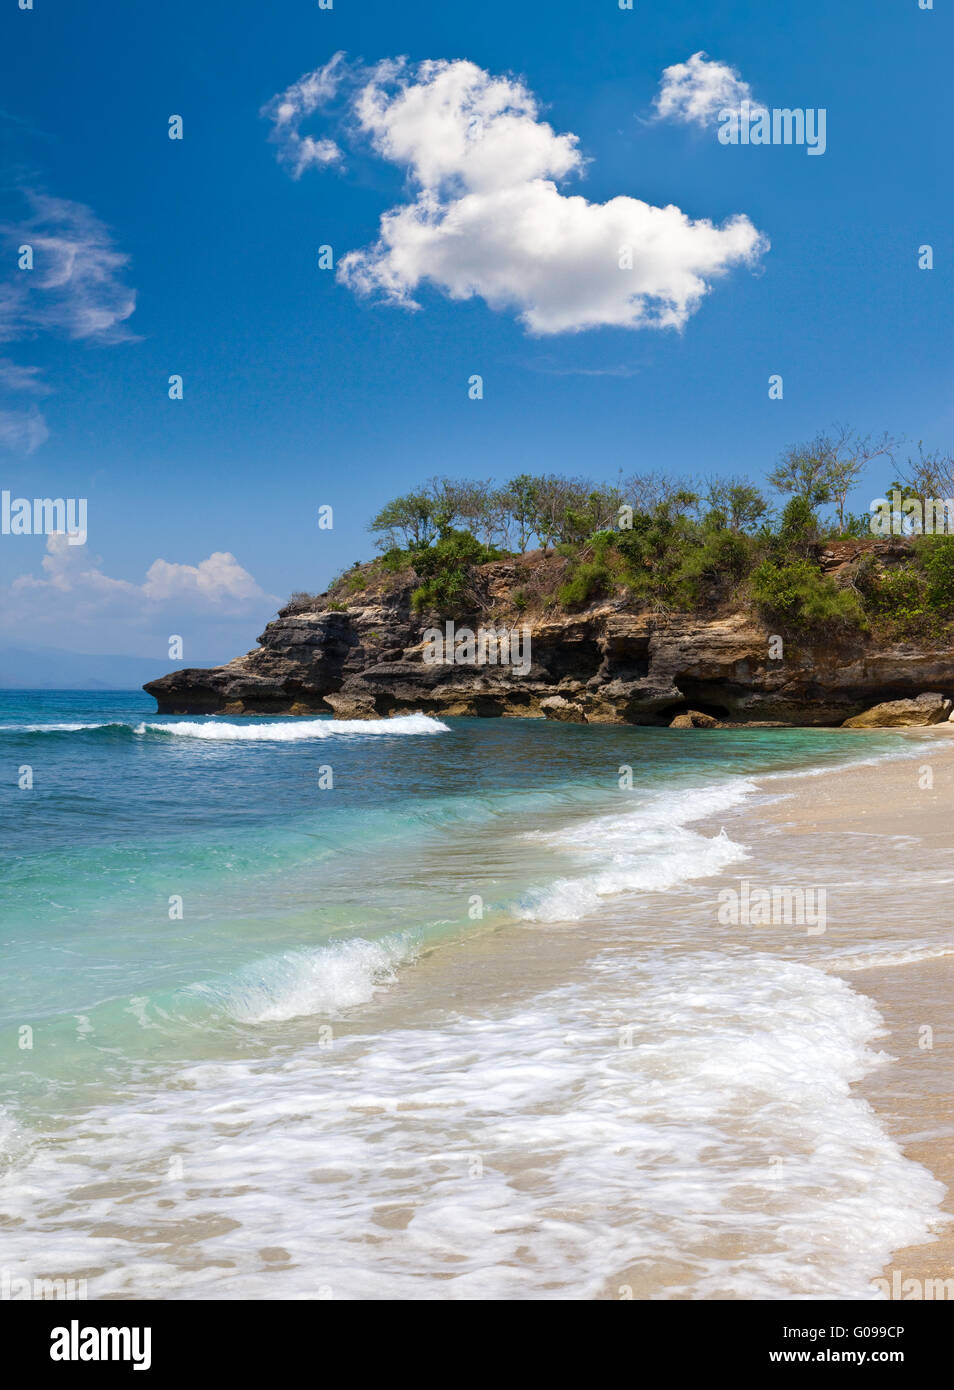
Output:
[
  {"xmin": 701, "ymin": 477, "xmax": 768, "ymax": 533},
  {"xmin": 769, "ymin": 426, "xmax": 898, "ymax": 532},
  {"xmin": 892, "ymin": 441, "xmax": 954, "ymax": 504},
  {"xmin": 369, "ymin": 490, "xmax": 443, "ymax": 549}
]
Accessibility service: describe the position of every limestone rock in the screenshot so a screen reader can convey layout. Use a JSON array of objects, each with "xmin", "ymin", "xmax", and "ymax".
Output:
[
  {"xmin": 669, "ymin": 710, "xmax": 722, "ymax": 729},
  {"xmin": 323, "ymin": 691, "xmax": 378, "ymax": 721},
  {"xmin": 142, "ymin": 544, "xmax": 954, "ymax": 728},
  {"xmin": 842, "ymin": 693, "xmax": 952, "ymax": 728},
  {"xmin": 540, "ymin": 696, "xmax": 587, "ymax": 723}
]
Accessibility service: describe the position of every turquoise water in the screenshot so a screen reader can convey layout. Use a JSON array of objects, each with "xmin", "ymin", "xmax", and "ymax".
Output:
[
  {"xmin": 0, "ymin": 692, "xmax": 913, "ymax": 1096},
  {"xmin": 0, "ymin": 691, "xmax": 943, "ymax": 1298}
]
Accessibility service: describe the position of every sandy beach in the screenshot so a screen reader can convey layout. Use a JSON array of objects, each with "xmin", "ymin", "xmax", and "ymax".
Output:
[
  {"xmin": 754, "ymin": 728, "xmax": 954, "ymax": 1296},
  {"xmin": 316, "ymin": 724, "xmax": 954, "ymax": 1299},
  {"xmin": 4, "ymin": 709, "xmax": 952, "ymax": 1300}
]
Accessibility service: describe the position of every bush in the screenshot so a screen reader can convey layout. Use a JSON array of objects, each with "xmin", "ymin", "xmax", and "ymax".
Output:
[
  {"xmin": 558, "ymin": 561, "xmax": 612, "ymax": 609},
  {"xmin": 284, "ymin": 589, "xmax": 322, "ymax": 612},
  {"xmin": 855, "ymin": 561, "xmax": 927, "ymax": 626},
  {"xmin": 751, "ymin": 559, "xmax": 865, "ymax": 631},
  {"xmin": 409, "ymin": 529, "xmax": 500, "ymax": 615},
  {"xmin": 380, "ymin": 547, "xmax": 413, "ymax": 574},
  {"xmin": 917, "ymin": 536, "xmax": 954, "ymax": 610},
  {"xmin": 670, "ymin": 529, "xmax": 755, "ymax": 607},
  {"xmin": 775, "ymin": 495, "xmax": 821, "ymax": 555}
]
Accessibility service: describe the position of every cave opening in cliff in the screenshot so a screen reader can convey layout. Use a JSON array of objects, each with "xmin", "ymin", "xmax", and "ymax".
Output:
[{"xmin": 661, "ymin": 695, "xmax": 734, "ymax": 722}]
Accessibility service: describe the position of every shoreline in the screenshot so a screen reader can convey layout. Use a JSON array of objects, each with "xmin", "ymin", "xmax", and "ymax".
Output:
[
  {"xmin": 4, "ymin": 709, "xmax": 952, "ymax": 1299},
  {"xmin": 743, "ymin": 727, "xmax": 954, "ymax": 1296},
  {"xmin": 331, "ymin": 723, "xmax": 954, "ymax": 1298}
]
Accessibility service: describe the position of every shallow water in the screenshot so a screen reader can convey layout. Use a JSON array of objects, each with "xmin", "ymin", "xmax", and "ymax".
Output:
[{"xmin": 0, "ymin": 691, "xmax": 945, "ymax": 1298}]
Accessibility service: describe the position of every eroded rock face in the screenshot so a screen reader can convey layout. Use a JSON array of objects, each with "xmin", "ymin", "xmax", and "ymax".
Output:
[
  {"xmin": 143, "ymin": 557, "xmax": 954, "ymax": 727},
  {"xmin": 669, "ymin": 710, "xmax": 722, "ymax": 729},
  {"xmin": 842, "ymin": 693, "xmax": 953, "ymax": 728},
  {"xmin": 322, "ymin": 691, "xmax": 378, "ymax": 721},
  {"xmin": 540, "ymin": 696, "xmax": 587, "ymax": 723}
]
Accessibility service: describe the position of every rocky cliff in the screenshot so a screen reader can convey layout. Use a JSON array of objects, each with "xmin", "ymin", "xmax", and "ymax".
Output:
[{"xmin": 144, "ymin": 543, "xmax": 954, "ymax": 727}]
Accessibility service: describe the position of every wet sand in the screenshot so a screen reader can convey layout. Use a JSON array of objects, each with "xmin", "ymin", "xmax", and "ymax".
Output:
[
  {"xmin": 755, "ymin": 728, "xmax": 954, "ymax": 1296},
  {"xmin": 336, "ymin": 726, "xmax": 954, "ymax": 1298}
]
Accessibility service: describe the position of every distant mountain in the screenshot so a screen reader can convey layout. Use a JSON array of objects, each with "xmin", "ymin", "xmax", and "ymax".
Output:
[{"xmin": 0, "ymin": 646, "xmax": 221, "ymax": 691}]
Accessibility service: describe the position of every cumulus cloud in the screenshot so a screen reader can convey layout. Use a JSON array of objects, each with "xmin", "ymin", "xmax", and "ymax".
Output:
[
  {"xmin": 353, "ymin": 58, "xmax": 583, "ymax": 195},
  {"xmin": 263, "ymin": 56, "xmax": 767, "ymax": 334},
  {"xmin": 653, "ymin": 51, "xmax": 764, "ymax": 128},
  {"xmin": 6, "ymin": 534, "xmax": 275, "ymax": 632},
  {"xmin": 0, "ymin": 192, "xmax": 137, "ymax": 451},
  {"xmin": 261, "ymin": 52, "xmax": 346, "ymax": 177},
  {"xmin": 141, "ymin": 551, "xmax": 271, "ymax": 605}
]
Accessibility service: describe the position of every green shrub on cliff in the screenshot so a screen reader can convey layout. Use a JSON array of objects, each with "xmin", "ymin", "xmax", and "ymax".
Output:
[
  {"xmin": 312, "ymin": 431, "xmax": 954, "ymax": 627},
  {"xmin": 557, "ymin": 529, "xmax": 627, "ymax": 609},
  {"xmin": 558, "ymin": 560, "xmax": 613, "ymax": 608},
  {"xmin": 774, "ymin": 495, "xmax": 822, "ymax": 555},
  {"xmin": 851, "ymin": 539, "xmax": 954, "ymax": 635},
  {"xmin": 854, "ymin": 560, "xmax": 927, "ymax": 627},
  {"xmin": 917, "ymin": 535, "xmax": 954, "ymax": 610},
  {"xmin": 751, "ymin": 559, "xmax": 865, "ymax": 631},
  {"xmin": 668, "ymin": 525, "xmax": 756, "ymax": 607},
  {"xmin": 409, "ymin": 529, "xmax": 501, "ymax": 614}
]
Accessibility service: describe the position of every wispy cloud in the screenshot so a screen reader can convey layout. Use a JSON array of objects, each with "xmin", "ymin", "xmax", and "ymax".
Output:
[
  {"xmin": 263, "ymin": 55, "xmax": 767, "ymax": 335},
  {"xmin": 0, "ymin": 191, "xmax": 137, "ymax": 344},
  {"xmin": 523, "ymin": 361, "xmax": 640, "ymax": 378},
  {"xmin": 0, "ymin": 406, "xmax": 48, "ymax": 454},
  {"xmin": 0, "ymin": 357, "xmax": 51, "ymax": 393},
  {"xmin": 260, "ymin": 53, "xmax": 346, "ymax": 178},
  {"xmin": 0, "ymin": 190, "xmax": 137, "ymax": 452}
]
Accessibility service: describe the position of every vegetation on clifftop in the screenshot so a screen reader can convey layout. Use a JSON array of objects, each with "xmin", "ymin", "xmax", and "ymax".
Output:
[{"xmin": 306, "ymin": 429, "xmax": 954, "ymax": 640}]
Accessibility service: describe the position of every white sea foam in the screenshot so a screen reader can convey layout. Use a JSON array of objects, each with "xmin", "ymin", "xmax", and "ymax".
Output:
[
  {"xmin": 756, "ymin": 740, "xmax": 941, "ymax": 784},
  {"xmin": 822, "ymin": 942, "xmax": 954, "ymax": 973},
  {"xmin": 0, "ymin": 1105, "xmax": 29, "ymax": 1171},
  {"xmin": 189, "ymin": 935, "xmax": 418, "ymax": 1023},
  {"xmin": 134, "ymin": 714, "xmax": 449, "ymax": 740},
  {"xmin": 0, "ymin": 722, "xmax": 116, "ymax": 732},
  {"xmin": 0, "ymin": 951, "xmax": 942, "ymax": 1299},
  {"xmin": 515, "ymin": 779, "xmax": 754, "ymax": 922}
]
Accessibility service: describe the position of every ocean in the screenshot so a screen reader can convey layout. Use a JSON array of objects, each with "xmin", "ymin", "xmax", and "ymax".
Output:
[{"xmin": 0, "ymin": 690, "xmax": 947, "ymax": 1299}]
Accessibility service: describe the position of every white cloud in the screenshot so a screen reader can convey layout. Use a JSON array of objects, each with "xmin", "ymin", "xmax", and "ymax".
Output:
[
  {"xmin": 7, "ymin": 534, "xmax": 274, "ymax": 630},
  {"xmin": 265, "ymin": 56, "xmax": 767, "ymax": 335},
  {"xmin": 141, "ymin": 551, "xmax": 270, "ymax": 605},
  {"xmin": 0, "ymin": 358, "xmax": 50, "ymax": 393},
  {"xmin": 353, "ymin": 58, "xmax": 583, "ymax": 195},
  {"xmin": 0, "ymin": 192, "xmax": 137, "ymax": 451},
  {"xmin": 261, "ymin": 53, "xmax": 346, "ymax": 177},
  {"xmin": 653, "ymin": 51, "xmax": 764, "ymax": 128},
  {"xmin": 0, "ymin": 192, "xmax": 137, "ymax": 345},
  {"xmin": 343, "ymin": 179, "xmax": 764, "ymax": 334}
]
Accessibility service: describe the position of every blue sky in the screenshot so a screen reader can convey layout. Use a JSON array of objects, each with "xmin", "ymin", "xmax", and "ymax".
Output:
[{"xmin": 0, "ymin": 0, "xmax": 950, "ymax": 661}]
